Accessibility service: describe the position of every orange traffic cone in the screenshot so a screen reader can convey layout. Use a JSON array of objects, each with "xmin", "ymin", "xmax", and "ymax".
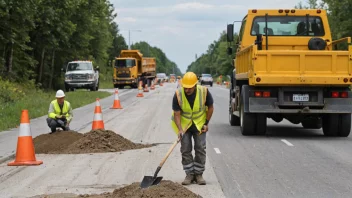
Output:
[
  {"xmin": 143, "ymin": 84, "xmax": 149, "ymax": 92},
  {"xmin": 8, "ymin": 110, "xmax": 43, "ymax": 166},
  {"xmin": 150, "ymin": 80, "xmax": 155, "ymax": 90},
  {"xmin": 136, "ymin": 81, "xmax": 144, "ymax": 97},
  {"xmin": 92, "ymin": 98, "xmax": 105, "ymax": 130},
  {"xmin": 111, "ymin": 89, "xmax": 123, "ymax": 109}
]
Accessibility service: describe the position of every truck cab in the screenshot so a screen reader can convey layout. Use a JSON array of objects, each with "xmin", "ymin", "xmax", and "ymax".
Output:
[
  {"xmin": 227, "ymin": 9, "xmax": 352, "ymax": 137},
  {"xmin": 64, "ymin": 61, "xmax": 99, "ymax": 92}
]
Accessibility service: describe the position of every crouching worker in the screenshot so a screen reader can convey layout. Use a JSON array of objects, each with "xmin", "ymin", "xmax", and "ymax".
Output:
[{"xmin": 46, "ymin": 90, "xmax": 73, "ymax": 133}]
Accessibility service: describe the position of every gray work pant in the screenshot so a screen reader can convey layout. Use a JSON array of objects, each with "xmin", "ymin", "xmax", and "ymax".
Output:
[
  {"xmin": 181, "ymin": 125, "xmax": 207, "ymax": 175},
  {"xmin": 46, "ymin": 118, "xmax": 69, "ymax": 132}
]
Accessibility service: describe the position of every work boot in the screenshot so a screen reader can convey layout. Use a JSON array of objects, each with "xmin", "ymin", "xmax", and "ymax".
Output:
[
  {"xmin": 182, "ymin": 174, "xmax": 195, "ymax": 185},
  {"xmin": 195, "ymin": 174, "xmax": 206, "ymax": 185}
]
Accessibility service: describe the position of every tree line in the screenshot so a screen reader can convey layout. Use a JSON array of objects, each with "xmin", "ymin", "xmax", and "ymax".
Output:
[
  {"xmin": 187, "ymin": 0, "xmax": 352, "ymax": 77},
  {"xmin": 0, "ymin": 0, "xmax": 181, "ymax": 90}
]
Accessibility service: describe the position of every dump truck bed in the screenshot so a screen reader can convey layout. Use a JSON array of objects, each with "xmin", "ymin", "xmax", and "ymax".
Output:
[{"xmin": 236, "ymin": 44, "xmax": 352, "ymax": 86}]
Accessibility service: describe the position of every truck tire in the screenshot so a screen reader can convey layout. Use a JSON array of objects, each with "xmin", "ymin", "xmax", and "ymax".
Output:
[
  {"xmin": 240, "ymin": 86, "xmax": 256, "ymax": 135},
  {"xmin": 65, "ymin": 85, "xmax": 70, "ymax": 92},
  {"xmin": 90, "ymin": 85, "xmax": 97, "ymax": 91},
  {"xmin": 338, "ymin": 114, "xmax": 351, "ymax": 137},
  {"xmin": 256, "ymin": 114, "xmax": 267, "ymax": 135},
  {"xmin": 229, "ymin": 106, "xmax": 240, "ymax": 126},
  {"xmin": 301, "ymin": 118, "xmax": 322, "ymax": 129},
  {"xmin": 322, "ymin": 114, "xmax": 339, "ymax": 136}
]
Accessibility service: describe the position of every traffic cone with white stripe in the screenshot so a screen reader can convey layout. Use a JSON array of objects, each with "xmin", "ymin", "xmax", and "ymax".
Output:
[
  {"xmin": 111, "ymin": 89, "xmax": 123, "ymax": 109},
  {"xmin": 8, "ymin": 110, "xmax": 43, "ymax": 166},
  {"xmin": 92, "ymin": 98, "xmax": 105, "ymax": 130},
  {"xmin": 150, "ymin": 80, "xmax": 155, "ymax": 90},
  {"xmin": 143, "ymin": 84, "xmax": 149, "ymax": 92},
  {"xmin": 136, "ymin": 81, "xmax": 144, "ymax": 97}
]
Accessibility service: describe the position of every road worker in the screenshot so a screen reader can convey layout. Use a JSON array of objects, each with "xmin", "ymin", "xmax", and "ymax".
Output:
[
  {"xmin": 171, "ymin": 71, "xmax": 214, "ymax": 185},
  {"xmin": 46, "ymin": 90, "xmax": 73, "ymax": 133}
]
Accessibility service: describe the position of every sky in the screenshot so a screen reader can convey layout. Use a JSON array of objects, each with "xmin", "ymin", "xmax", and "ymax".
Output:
[{"xmin": 111, "ymin": 0, "xmax": 303, "ymax": 73}]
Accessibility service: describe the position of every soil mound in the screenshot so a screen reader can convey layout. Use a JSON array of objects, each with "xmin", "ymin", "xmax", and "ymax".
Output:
[
  {"xmin": 33, "ymin": 130, "xmax": 152, "ymax": 154},
  {"xmin": 34, "ymin": 131, "xmax": 83, "ymax": 154},
  {"xmin": 65, "ymin": 129, "xmax": 152, "ymax": 154},
  {"xmin": 107, "ymin": 180, "xmax": 202, "ymax": 198}
]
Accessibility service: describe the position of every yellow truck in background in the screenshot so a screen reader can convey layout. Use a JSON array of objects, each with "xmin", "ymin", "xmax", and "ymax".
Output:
[
  {"xmin": 113, "ymin": 50, "xmax": 156, "ymax": 89},
  {"xmin": 227, "ymin": 9, "xmax": 352, "ymax": 137}
]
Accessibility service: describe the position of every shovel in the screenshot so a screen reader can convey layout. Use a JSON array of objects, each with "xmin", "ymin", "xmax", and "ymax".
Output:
[{"xmin": 140, "ymin": 139, "xmax": 179, "ymax": 188}]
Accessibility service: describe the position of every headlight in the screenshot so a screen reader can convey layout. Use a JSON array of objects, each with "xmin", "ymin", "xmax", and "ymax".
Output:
[
  {"xmin": 65, "ymin": 75, "xmax": 72, "ymax": 81},
  {"xmin": 88, "ymin": 74, "xmax": 94, "ymax": 80}
]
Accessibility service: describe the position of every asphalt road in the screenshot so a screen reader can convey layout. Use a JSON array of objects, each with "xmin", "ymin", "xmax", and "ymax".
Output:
[
  {"xmin": 207, "ymin": 86, "xmax": 352, "ymax": 198},
  {"xmin": 1, "ymin": 84, "xmax": 352, "ymax": 198}
]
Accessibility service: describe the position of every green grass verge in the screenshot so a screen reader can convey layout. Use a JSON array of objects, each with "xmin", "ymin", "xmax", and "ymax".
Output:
[{"xmin": 0, "ymin": 90, "xmax": 111, "ymax": 132}]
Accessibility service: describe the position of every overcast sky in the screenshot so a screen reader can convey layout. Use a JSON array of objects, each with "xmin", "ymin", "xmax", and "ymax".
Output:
[{"xmin": 111, "ymin": 0, "xmax": 303, "ymax": 73}]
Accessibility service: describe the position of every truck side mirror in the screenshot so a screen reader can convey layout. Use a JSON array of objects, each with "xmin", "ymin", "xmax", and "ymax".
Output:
[
  {"xmin": 227, "ymin": 47, "xmax": 233, "ymax": 55},
  {"xmin": 95, "ymin": 66, "xmax": 100, "ymax": 72},
  {"xmin": 227, "ymin": 24, "xmax": 234, "ymax": 42}
]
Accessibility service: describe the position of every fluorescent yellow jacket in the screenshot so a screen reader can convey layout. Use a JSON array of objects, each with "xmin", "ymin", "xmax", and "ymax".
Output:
[
  {"xmin": 171, "ymin": 85, "xmax": 207, "ymax": 134},
  {"xmin": 48, "ymin": 100, "xmax": 73, "ymax": 122}
]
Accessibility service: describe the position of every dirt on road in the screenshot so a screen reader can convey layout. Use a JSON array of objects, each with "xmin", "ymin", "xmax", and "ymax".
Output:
[
  {"xmin": 31, "ymin": 180, "xmax": 202, "ymax": 198},
  {"xmin": 34, "ymin": 130, "xmax": 153, "ymax": 154}
]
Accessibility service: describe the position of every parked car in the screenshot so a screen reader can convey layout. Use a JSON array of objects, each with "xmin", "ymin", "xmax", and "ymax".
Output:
[{"xmin": 200, "ymin": 74, "xmax": 213, "ymax": 87}]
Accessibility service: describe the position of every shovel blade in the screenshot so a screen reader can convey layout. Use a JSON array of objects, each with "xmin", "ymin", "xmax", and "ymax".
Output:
[{"xmin": 140, "ymin": 176, "xmax": 163, "ymax": 188}]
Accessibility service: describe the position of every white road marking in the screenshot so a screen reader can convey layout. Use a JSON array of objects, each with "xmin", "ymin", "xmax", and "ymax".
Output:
[
  {"xmin": 281, "ymin": 139, "xmax": 294, "ymax": 147},
  {"xmin": 214, "ymin": 148, "xmax": 221, "ymax": 154}
]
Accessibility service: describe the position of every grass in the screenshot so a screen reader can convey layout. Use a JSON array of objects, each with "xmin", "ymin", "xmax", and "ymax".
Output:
[{"xmin": 0, "ymin": 90, "xmax": 111, "ymax": 132}]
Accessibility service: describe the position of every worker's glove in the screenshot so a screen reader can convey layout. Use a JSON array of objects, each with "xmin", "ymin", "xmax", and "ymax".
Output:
[
  {"xmin": 178, "ymin": 130, "xmax": 184, "ymax": 142},
  {"xmin": 201, "ymin": 125, "xmax": 208, "ymax": 133},
  {"xmin": 57, "ymin": 119, "xmax": 65, "ymax": 127}
]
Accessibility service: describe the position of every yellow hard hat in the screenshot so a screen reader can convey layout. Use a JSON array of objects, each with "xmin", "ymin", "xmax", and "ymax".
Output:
[{"xmin": 182, "ymin": 72, "xmax": 198, "ymax": 88}]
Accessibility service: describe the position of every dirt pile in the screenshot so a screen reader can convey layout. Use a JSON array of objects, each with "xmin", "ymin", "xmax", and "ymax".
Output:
[
  {"xmin": 34, "ymin": 131, "xmax": 83, "ymax": 154},
  {"xmin": 66, "ymin": 129, "xmax": 153, "ymax": 154},
  {"xmin": 33, "ymin": 130, "xmax": 153, "ymax": 154},
  {"xmin": 106, "ymin": 180, "xmax": 202, "ymax": 198}
]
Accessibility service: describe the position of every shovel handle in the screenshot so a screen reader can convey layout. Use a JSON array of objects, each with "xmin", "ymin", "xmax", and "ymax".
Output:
[{"xmin": 159, "ymin": 139, "xmax": 179, "ymax": 167}]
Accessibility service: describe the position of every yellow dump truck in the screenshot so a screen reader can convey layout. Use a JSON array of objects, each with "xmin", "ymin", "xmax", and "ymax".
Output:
[
  {"xmin": 227, "ymin": 9, "xmax": 352, "ymax": 137},
  {"xmin": 113, "ymin": 50, "xmax": 156, "ymax": 88}
]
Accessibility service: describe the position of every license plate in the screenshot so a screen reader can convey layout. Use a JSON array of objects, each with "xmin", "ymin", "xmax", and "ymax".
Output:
[{"xmin": 293, "ymin": 94, "xmax": 309, "ymax": 102}]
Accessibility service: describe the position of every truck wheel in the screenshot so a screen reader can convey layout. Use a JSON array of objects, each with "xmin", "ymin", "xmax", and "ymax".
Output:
[
  {"xmin": 301, "ymin": 118, "xmax": 322, "ymax": 129},
  {"xmin": 96, "ymin": 81, "xmax": 99, "ymax": 91},
  {"xmin": 210, "ymin": 83, "xmax": 213, "ymax": 87},
  {"xmin": 90, "ymin": 85, "xmax": 97, "ymax": 91},
  {"xmin": 338, "ymin": 114, "xmax": 351, "ymax": 137},
  {"xmin": 114, "ymin": 84, "xmax": 118, "ymax": 88},
  {"xmin": 240, "ymin": 87, "xmax": 256, "ymax": 135},
  {"xmin": 65, "ymin": 86, "xmax": 70, "ymax": 92},
  {"xmin": 322, "ymin": 114, "xmax": 339, "ymax": 136},
  {"xmin": 256, "ymin": 114, "xmax": 267, "ymax": 135},
  {"xmin": 229, "ymin": 106, "xmax": 240, "ymax": 126}
]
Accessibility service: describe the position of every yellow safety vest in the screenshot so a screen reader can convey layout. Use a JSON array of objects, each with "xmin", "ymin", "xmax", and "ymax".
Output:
[
  {"xmin": 171, "ymin": 85, "xmax": 207, "ymax": 134},
  {"xmin": 48, "ymin": 100, "xmax": 72, "ymax": 122}
]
